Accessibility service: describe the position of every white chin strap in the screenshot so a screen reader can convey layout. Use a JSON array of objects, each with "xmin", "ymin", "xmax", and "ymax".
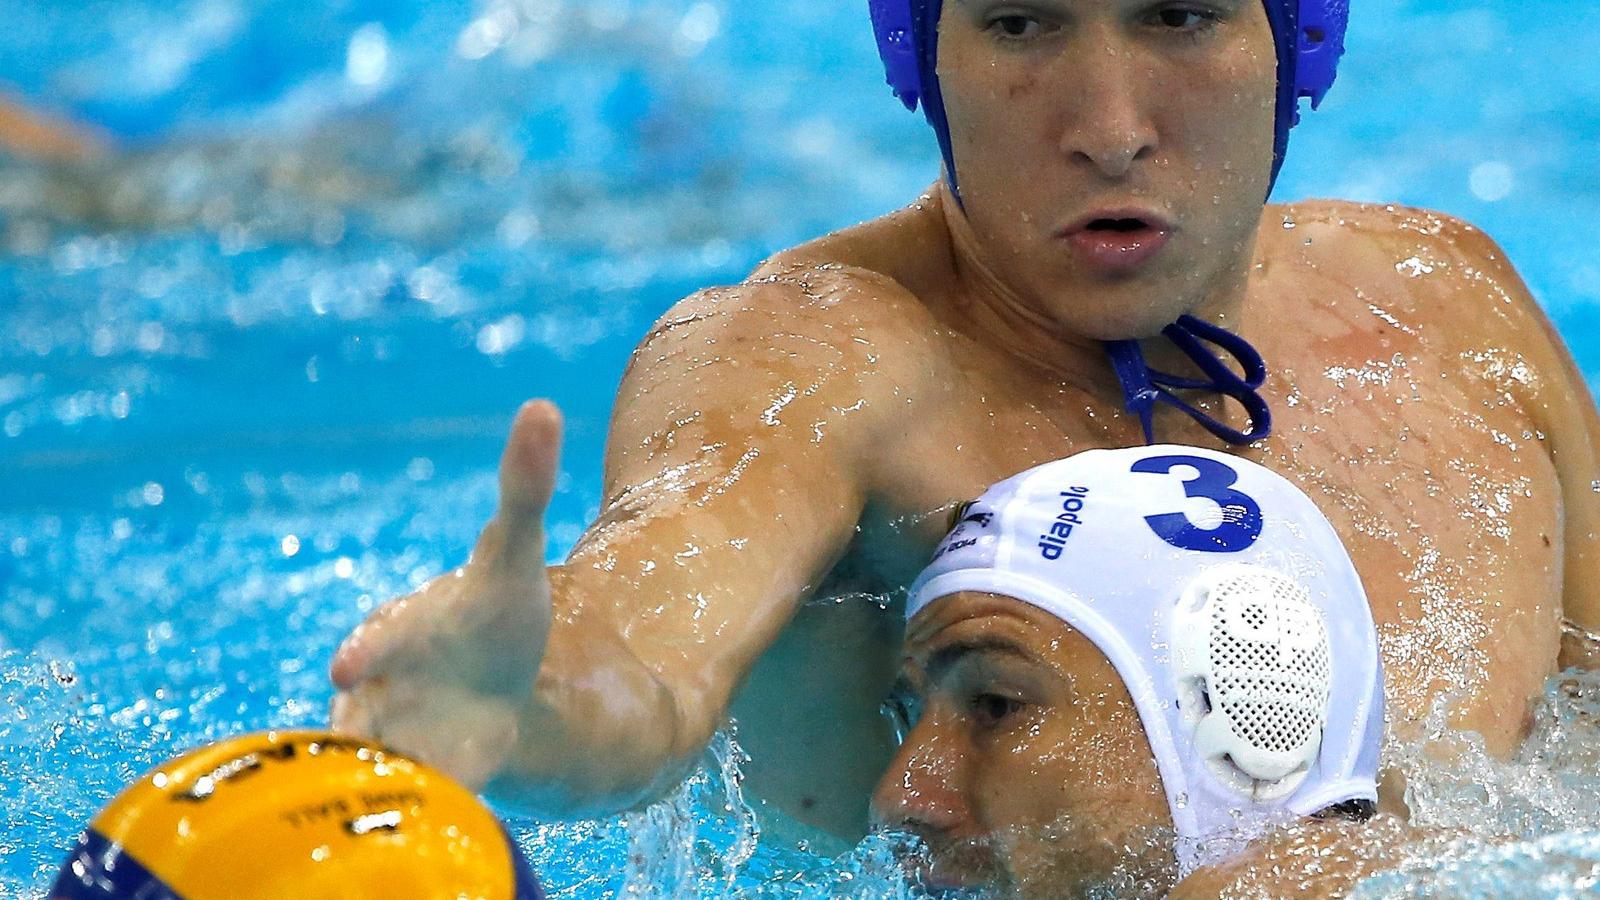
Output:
[{"xmin": 1172, "ymin": 563, "xmax": 1333, "ymax": 802}]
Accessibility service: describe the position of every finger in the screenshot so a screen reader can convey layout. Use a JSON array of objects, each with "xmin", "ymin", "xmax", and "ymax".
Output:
[
  {"xmin": 328, "ymin": 690, "xmax": 372, "ymax": 736},
  {"xmin": 351, "ymin": 685, "xmax": 520, "ymax": 790},
  {"xmin": 328, "ymin": 675, "xmax": 424, "ymax": 741},
  {"xmin": 329, "ymin": 591, "xmax": 426, "ymax": 689},
  {"xmin": 494, "ymin": 400, "xmax": 563, "ymax": 539}
]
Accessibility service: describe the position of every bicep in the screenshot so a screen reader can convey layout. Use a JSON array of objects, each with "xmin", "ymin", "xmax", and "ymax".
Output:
[
  {"xmin": 1484, "ymin": 256, "xmax": 1600, "ymax": 640},
  {"xmin": 564, "ymin": 283, "xmax": 915, "ymax": 703},
  {"xmin": 1437, "ymin": 220, "xmax": 1600, "ymax": 642}
]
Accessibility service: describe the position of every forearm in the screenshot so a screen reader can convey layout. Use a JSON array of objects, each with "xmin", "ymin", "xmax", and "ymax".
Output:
[
  {"xmin": 1169, "ymin": 815, "xmax": 1448, "ymax": 899},
  {"xmin": 487, "ymin": 475, "xmax": 857, "ymax": 816},
  {"xmin": 0, "ymin": 95, "xmax": 103, "ymax": 162},
  {"xmin": 480, "ymin": 275, "xmax": 917, "ymax": 814}
]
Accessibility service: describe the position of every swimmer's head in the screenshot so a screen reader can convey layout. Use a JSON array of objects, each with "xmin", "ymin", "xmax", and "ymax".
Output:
[
  {"xmin": 866, "ymin": 1, "xmax": 1346, "ymax": 339},
  {"xmin": 869, "ymin": 1, "xmax": 1347, "ymax": 200},
  {"xmin": 51, "ymin": 730, "xmax": 543, "ymax": 900},
  {"xmin": 872, "ymin": 446, "xmax": 1383, "ymax": 894}
]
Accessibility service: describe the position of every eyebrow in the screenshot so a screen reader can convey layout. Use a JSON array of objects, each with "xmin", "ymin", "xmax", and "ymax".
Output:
[{"xmin": 923, "ymin": 635, "xmax": 1042, "ymax": 682}]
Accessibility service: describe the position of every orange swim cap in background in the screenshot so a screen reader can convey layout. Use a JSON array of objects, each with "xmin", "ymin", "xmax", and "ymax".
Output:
[{"xmin": 50, "ymin": 730, "xmax": 543, "ymax": 900}]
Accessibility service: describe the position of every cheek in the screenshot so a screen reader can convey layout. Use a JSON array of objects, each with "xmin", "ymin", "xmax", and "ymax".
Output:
[
  {"xmin": 992, "ymin": 707, "xmax": 1171, "ymax": 890},
  {"xmin": 970, "ymin": 711, "xmax": 1152, "ymax": 836},
  {"xmin": 977, "ymin": 703, "xmax": 1173, "ymax": 886},
  {"xmin": 1165, "ymin": 36, "xmax": 1279, "ymax": 179},
  {"xmin": 935, "ymin": 35, "xmax": 1055, "ymax": 169}
]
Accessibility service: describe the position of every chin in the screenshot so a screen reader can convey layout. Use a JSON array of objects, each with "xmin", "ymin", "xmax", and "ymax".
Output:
[
  {"xmin": 1019, "ymin": 262, "xmax": 1201, "ymax": 343},
  {"xmin": 1002, "ymin": 822, "xmax": 1180, "ymax": 900},
  {"xmin": 1049, "ymin": 289, "xmax": 1198, "ymax": 343}
]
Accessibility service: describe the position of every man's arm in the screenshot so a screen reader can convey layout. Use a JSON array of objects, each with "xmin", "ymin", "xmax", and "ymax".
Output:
[
  {"xmin": 1430, "ymin": 219, "xmax": 1600, "ymax": 668},
  {"xmin": 1168, "ymin": 815, "xmax": 1450, "ymax": 898},
  {"xmin": 332, "ymin": 267, "xmax": 935, "ymax": 816},
  {"xmin": 0, "ymin": 93, "xmax": 104, "ymax": 162}
]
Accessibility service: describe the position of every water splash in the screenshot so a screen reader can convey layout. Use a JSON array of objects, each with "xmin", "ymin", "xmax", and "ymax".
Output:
[
  {"xmin": 1351, "ymin": 669, "xmax": 1600, "ymax": 896},
  {"xmin": 621, "ymin": 730, "xmax": 758, "ymax": 897}
]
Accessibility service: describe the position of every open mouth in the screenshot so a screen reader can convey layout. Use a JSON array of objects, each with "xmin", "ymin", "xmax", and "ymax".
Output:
[
  {"xmin": 1085, "ymin": 217, "xmax": 1152, "ymax": 233},
  {"xmin": 1061, "ymin": 211, "xmax": 1174, "ymax": 273}
]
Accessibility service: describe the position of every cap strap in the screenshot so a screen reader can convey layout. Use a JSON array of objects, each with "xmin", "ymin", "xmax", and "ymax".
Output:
[{"xmin": 1104, "ymin": 315, "xmax": 1272, "ymax": 446}]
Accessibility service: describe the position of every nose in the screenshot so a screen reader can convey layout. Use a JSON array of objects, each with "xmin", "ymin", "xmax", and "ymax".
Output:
[
  {"xmin": 1056, "ymin": 34, "xmax": 1158, "ymax": 179},
  {"xmin": 870, "ymin": 719, "xmax": 972, "ymax": 836}
]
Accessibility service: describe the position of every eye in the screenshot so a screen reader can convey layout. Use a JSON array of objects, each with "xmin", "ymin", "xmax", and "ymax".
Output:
[
  {"xmin": 881, "ymin": 687, "xmax": 924, "ymax": 743},
  {"xmin": 971, "ymin": 692, "xmax": 1023, "ymax": 726},
  {"xmin": 1151, "ymin": 6, "xmax": 1220, "ymax": 33},
  {"xmin": 987, "ymin": 14, "xmax": 1042, "ymax": 40}
]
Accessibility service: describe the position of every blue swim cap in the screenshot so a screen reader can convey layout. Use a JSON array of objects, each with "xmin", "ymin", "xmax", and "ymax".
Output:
[{"xmin": 867, "ymin": 0, "xmax": 1349, "ymax": 202}]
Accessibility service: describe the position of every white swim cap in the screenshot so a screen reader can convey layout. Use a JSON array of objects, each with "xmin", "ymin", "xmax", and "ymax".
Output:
[{"xmin": 907, "ymin": 446, "xmax": 1383, "ymax": 872}]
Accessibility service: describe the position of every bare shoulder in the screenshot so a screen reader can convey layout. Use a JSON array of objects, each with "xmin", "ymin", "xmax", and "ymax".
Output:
[
  {"xmin": 626, "ymin": 190, "xmax": 954, "ymax": 401},
  {"xmin": 606, "ymin": 259, "xmax": 952, "ymax": 490},
  {"xmin": 1273, "ymin": 199, "xmax": 1587, "ymax": 438},
  {"xmin": 1279, "ymin": 198, "xmax": 1532, "ymax": 322},
  {"xmin": 1277, "ymin": 201, "xmax": 1566, "ymax": 371},
  {"xmin": 626, "ymin": 259, "xmax": 946, "ymax": 392}
]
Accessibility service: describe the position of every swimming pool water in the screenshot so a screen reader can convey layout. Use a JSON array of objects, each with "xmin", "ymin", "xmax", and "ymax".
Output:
[{"xmin": 2, "ymin": 0, "xmax": 1598, "ymax": 895}]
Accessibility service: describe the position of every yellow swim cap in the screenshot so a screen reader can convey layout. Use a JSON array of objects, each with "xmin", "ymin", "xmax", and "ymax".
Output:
[{"xmin": 50, "ymin": 730, "xmax": 543, "ymax": 900}]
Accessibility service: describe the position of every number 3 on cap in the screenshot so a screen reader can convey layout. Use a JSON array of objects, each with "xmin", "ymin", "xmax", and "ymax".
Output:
[{"xmin": 1130, "ymin": 455, "xmax": 1263, "ymax": 553}]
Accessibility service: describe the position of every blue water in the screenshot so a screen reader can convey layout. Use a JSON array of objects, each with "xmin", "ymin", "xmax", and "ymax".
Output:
[{"xmin": 1, "ymin": 0, "xmax": 1598, "ymax": 895}]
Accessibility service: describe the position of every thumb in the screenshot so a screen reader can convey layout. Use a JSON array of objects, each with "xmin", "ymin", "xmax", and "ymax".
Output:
[{"xmin": 487, "ymin": 399, "xmax": 563, "ymax": 553}]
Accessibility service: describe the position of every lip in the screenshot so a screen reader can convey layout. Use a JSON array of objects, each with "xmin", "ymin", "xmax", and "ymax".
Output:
[
  {"xmin": 910, "ymin": 860, "xmax": 989, "ymax": 894},
  {"xmin": 1058, "ymin": 207, "xmax": 1175, "ymax": 277},
  {"xmin": 903, "ymin": 842, "xmax": 1003, "ymax": 894}
]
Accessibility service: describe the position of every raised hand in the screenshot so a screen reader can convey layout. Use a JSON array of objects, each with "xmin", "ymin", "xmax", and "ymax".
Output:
[{"xmin": 329, "ymin": 400, "xmax": 563, "ymax": 789}]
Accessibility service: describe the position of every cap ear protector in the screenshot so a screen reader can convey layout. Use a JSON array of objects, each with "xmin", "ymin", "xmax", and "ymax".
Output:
[
  {"xmin": 866, "ymin": 0, "xmax": 1350, "ymax": 199},
  {"xmin": 1172, "ymin": 564, "xmax": 1333, "ymax": 801}
]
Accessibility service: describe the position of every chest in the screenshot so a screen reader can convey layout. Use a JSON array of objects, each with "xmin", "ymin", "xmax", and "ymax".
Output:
[{"xmin": 873, "ymin": 322, "xmax": 1564, "ymax": 749}]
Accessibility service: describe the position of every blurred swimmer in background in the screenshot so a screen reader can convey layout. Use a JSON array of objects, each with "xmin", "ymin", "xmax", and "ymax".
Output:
[
  {"xmin": 0, "ymin": 90, "xmax": 104, "ymax": 163},
  {"xmin": 872, "ymin": 447, "xmax": 1387, "ymax": 896},
  {"xmin": 330, "ymin": 0, "xmax": 1600, "ymax": 846}
]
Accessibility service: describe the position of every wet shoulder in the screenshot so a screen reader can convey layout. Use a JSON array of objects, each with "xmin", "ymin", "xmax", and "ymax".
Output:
[
  {"xmin": 1275, "ymin": 199, "xmax": 1527, "ymax": 327},
  {"xmin": 625, "ymin": 258, "xmax": 950, "ymax": 409},
  {"xmin": 1270, "ymin": 198, "xmax": 1561, "ymax": 417}
]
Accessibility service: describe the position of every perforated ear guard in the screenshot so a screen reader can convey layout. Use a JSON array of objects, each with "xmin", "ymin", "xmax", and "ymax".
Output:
[{"xmin": 1172, "ymin": 563, "xmax": 1332, "ymax": 802}]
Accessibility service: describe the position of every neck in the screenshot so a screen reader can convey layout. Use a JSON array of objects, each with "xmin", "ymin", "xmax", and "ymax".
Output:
[{"xmin": 928, "ymin": 183, "xmax": 1262, "ymax": 400}]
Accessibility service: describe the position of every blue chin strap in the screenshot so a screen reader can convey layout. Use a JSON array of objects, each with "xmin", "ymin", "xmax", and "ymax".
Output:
[
  {"xmin": 1104, "ymin": 316, "xmax": 1272, "ymax": 446},
  {"xmin": 867, "ymin": 0, "xmax": 1350, "ymax": 446}
]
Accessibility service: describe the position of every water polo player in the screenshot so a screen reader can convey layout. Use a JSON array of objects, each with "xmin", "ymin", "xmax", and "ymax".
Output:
[
  {"xmin": 874, "ymin": 446, "xmax": 1385, "ymax": 895},
  {"xmin": 0, "ymin": 92, "xmax": 103, "ymax": 162},
  {"xmin": 332, "ymin": 0, "xmax": 1600, "ymax": 840}
]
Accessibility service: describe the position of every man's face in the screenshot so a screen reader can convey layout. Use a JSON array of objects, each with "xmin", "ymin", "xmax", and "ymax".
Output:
[
  {"xmin": 935, "ymin": 0, "xmax": 1279, "ymax": 339},
  {"xmin": 871, "ymin": 591, "xmax": 1175, "ymax": 896}
]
